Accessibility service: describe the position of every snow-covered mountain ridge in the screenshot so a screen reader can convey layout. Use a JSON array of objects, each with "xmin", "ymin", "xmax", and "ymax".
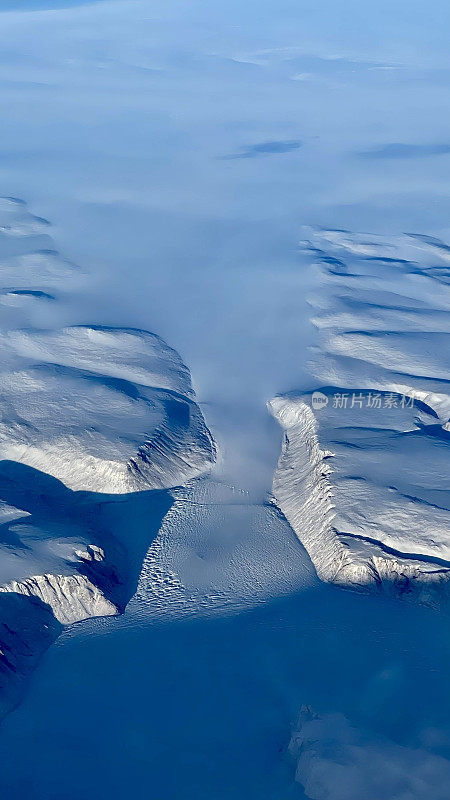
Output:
[
  {"xmin": 270, "ymin": 227, "xmax": 450, "ymax": 606},
  {"xmin": 0, "ymin": 197, "xmax": 215, "ymax": 716}
]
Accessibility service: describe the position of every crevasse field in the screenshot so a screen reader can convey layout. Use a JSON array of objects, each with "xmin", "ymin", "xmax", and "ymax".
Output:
[{"xmin": 0, "ymin": 1, "xmax": 450, "ymax": 798}]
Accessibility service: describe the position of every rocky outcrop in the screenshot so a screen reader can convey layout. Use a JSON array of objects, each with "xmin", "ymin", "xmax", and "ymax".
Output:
[
  {"xmin": 0, "ymin": 573, "xmax": 118, "ymax": 625},
  {"xmin": 269, "ymin": 395, "xmax": 450, "ymax": 606}
]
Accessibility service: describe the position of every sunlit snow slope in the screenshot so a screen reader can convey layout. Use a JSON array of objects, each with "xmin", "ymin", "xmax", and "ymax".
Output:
[
  {"xmin": 270, "ymin": 228, "xmax": 450, "ymax": 606},
  {"xmin": 0, "ymin": 197, "xmax": 215, "ymax": 715}
]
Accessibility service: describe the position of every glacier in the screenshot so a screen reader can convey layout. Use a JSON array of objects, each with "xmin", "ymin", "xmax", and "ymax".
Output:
[{"xmin": 0, "ymin": 0, "xmax": 449, "ymax": 798}]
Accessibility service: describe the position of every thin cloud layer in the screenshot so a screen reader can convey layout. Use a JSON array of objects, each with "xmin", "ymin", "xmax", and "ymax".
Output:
[
  {"xmin": 224, "ymin": 140, "xmax": 302, "ymax": 159},
  {"xmin": 359, "ymin": 143, "xmax": 450, "ymax": 159}
]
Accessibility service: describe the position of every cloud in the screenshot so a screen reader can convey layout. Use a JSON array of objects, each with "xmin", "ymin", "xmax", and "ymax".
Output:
[
  {"xmin": 290, "ymin": 708, "xmax": 450, "ymax": 800},
  {"xmin": 223, "ymin": 140, "xmax": 302, "ymax": 159},
  {"xmin": 359, "ymin": 143, "xmax": 450, "ymax": 159}
]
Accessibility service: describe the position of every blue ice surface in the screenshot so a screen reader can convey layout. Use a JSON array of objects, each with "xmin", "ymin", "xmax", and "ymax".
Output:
[{"xmin": 2, "ymin": 576, "xmax": 450, "ymax": 800}]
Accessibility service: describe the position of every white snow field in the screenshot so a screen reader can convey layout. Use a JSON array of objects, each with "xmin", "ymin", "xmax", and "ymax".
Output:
[
  {"xmin": 0, "ymin": 202, "xmax": 214, "ymax": 494},
  {"xmin": 269, "ymin": 229, "xmax": 450, "ymax": 606},
  {"xmin": 0, "ymin": 0, "xmax": 449, "ymax": 798},
  {"xmin": 0, "ymin": 336, "xmax": 214, "ymax": 493}
]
